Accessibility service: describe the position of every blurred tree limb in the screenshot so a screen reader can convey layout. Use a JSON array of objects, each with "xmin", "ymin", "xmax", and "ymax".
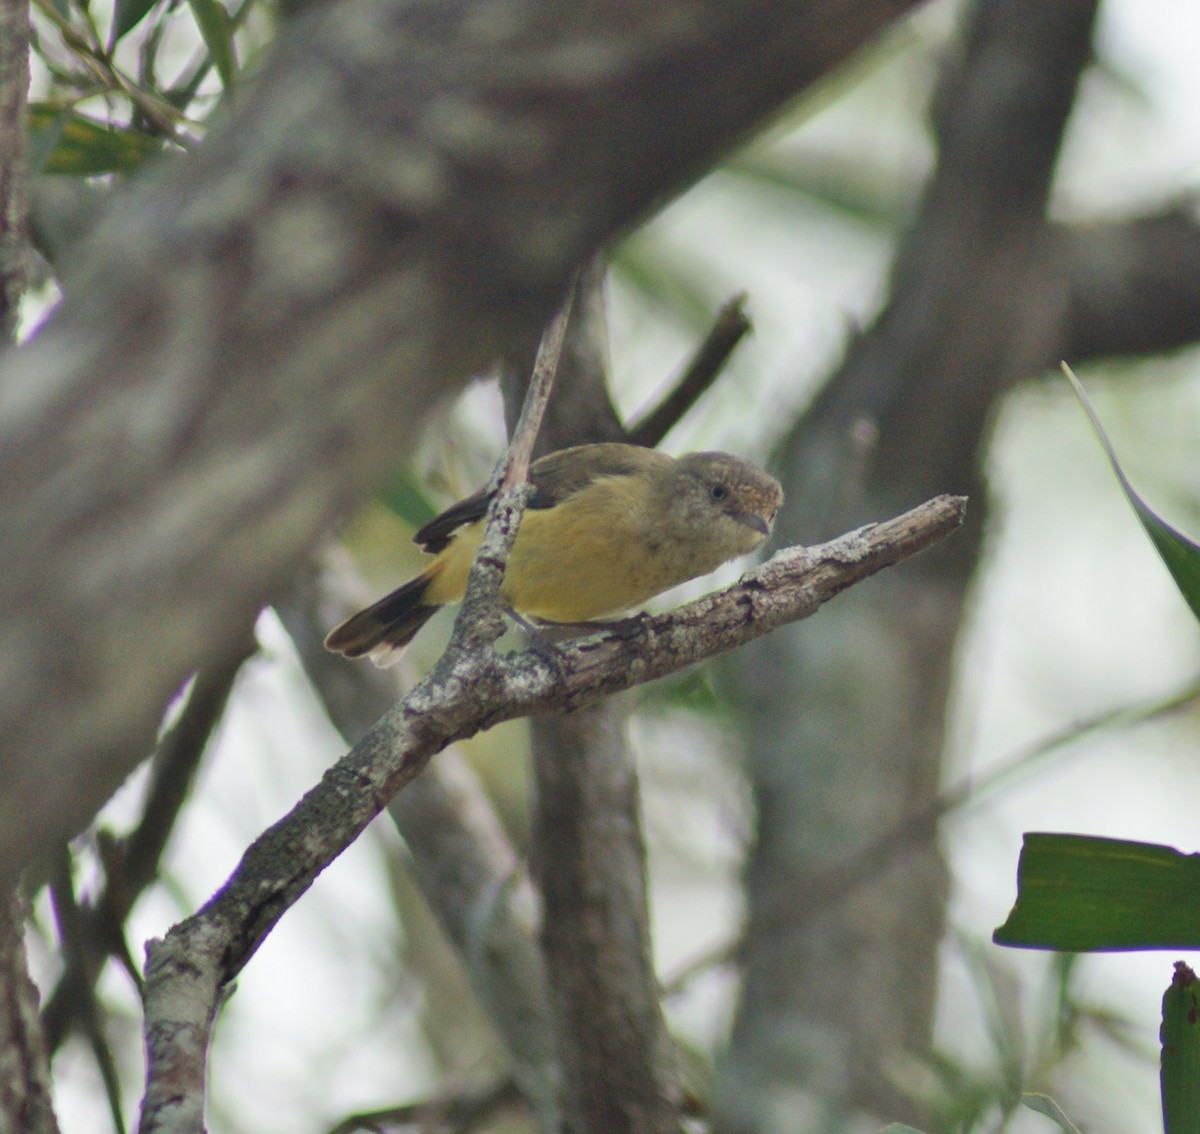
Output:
[
  {"xmin": 0, "ymin": 0, "xmax": 27, "ymax": 341},
  {"xmin": 514, "ymin": 266, "xmax": 681, "ymax": 1134},
  {"xmin": 0, "ymin": 0, "xmax": 928, "ymax": 887},
  {"xmin": 713, "ymin": 2, "xmax": 1200, "ymax": 1130},
  {"xmin": 0, "ymin": 893, "xmax": 59, "ymax": 1134}
]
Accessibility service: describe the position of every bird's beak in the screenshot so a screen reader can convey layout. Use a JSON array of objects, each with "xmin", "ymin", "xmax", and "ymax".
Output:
[{"xmin": 738, "ymin": 514, "xmax": 771, "ymax": 537}]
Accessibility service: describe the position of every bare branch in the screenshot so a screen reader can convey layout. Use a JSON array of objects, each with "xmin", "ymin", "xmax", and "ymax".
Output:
[
  {"xmin": 1061, "ymin": 203, "xmax": 1200, "ymax": 364},
  {"xmin": 720, "ymin": 1, "xmax": 1101, "ymax": 1122},
  {"xmin": 531, "ymin": 708, "xmax": 680, "ymax": 1132},
  {"xmin": 519, "ymin": 258, "xmax": 682, "ymax": 1132},
  {"xmin": 495, "ymin": 285, "xmax": 573, "ymax": 491},
  {"xmin": 137, "ymin": 494, "xmax": 964, "ymax": 1133},
  {"xmin": 453, "ymin": 286, "xmax": 571, "ymax": 655},
  {"xmin": 48, "ymin": 851, "xmax": 125, "ymax": 1133},
  {"xmin": 628, "ymin": 293, "xmax": 753, "ymax": 449}
]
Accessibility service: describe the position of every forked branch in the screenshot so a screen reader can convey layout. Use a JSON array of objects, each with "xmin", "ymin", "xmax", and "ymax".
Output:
[{"xmin": 137, "ymin": 492, "xmax": 966, "ymax": 1133}]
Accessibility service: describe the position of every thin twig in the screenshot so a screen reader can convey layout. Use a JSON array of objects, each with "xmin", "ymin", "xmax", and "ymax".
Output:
[
  {"xmin": 326, "ymin": 1076, "xmax": 521, "ymax": 1134},
  {"xmin": 49, "ymin": 850, "xmax": 126, "ymax": 1134},
  {"xmin": 628, "ymin": 293, "xmax": 752, "ymax": 448},
  {"xmin": 42, "ymin": 643, "xmax": 253, "ymax": 1052},
  {"xmin": 451, "ymin": 283, "xmax": 573, "ymax": 654},
  {"xmin": 494, "ymin": 279, "xmax": 574, "ymax": 491}
]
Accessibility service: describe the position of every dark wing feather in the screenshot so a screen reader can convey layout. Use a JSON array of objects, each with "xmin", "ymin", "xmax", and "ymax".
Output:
[
  {"xmin": 413, "ymin": 489, "xmax": 492, "ymax": 552},
  {"xmin": 413, "ymin": 443, "xmax": 667, "ymax": 553}
]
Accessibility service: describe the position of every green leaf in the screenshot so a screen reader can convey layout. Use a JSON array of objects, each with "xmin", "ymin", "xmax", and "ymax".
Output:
[
  {"xmin": 994, "ymin": 833, "xmax": 1200, "ymax": 952},
  {"xmin": 28, "ymin": 104, "xmax": 163, "ymax": 175},
  {"xmin": 1021, "ymin": 1093, "xmax": 1082, "ymax": 1134},
  {"xmin": 1062, "ymin": 362, "xmax": 1200, "ymax": 625},
  {"xmin": 637, "ymin": 667, "xmax": 731, "ymax": 718},
  {"xmin": 877, "ymin": 1126, "xmax": 930, "ymax": 1134},
  {"xmin": 26, "ymin": 110, "xmax": 65, "ymax": 174},
  {"xmin": 110, "ymin": 0, "xmax": 161, "ymax": 45},
  {"xmin": 376, "ymin": 467, "xmax": 438, "ymax": 531},
  {"xmin": 187, "ymin": 0, "xmax": 237, "ymax": 90},
  {"xmin": 723, "ymin": 155, "xmax": 906, "ymax": 230},
  {"xmin": 1162, "ymin": 962, "xmax": 1200, "ymax": 1134}
]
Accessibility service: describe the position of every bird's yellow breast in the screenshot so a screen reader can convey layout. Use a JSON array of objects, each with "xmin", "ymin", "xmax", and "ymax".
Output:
[{"xmin": 422, "ymin": 475, "xmax": 699, "ymax": 622}]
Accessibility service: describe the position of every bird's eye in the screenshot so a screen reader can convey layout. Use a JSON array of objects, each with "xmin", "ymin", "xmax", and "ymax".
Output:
[{"xmin": 709, "ymin": 483, "xmax": 728, "ymax": 501}]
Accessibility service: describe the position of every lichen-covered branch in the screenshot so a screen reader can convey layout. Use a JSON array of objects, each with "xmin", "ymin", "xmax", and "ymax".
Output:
[{"xmin": 137, "ymin": 494, "xmax": 964, "ymax": 1132}]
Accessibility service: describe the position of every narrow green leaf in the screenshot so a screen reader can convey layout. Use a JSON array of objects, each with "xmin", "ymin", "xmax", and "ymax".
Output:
[
  {"xmin": 28, "ymin": 104, "xmax": 163, "ymax": 175},
  {"xmin": 1062, "ymin": 362, "xmax": 1200, "ymax": 625},
  {"xmin": 994, "ymin": 833, "xmax": 1200, "ymax": 951},
  {"xmin": 1162, "ymin": 962, "xmax": 1200, "ymax": 1134},
  {"xmin": 376, "ymin": 468, "xmax": 438, "ymax": 531},
  {"xmin": 1022, "ymin": 1093, "xmax": 1082, "ymax": 1134},
  {"xmin": 186, "ymin": 0, "xmax": 237, "ymax": 91},
  {"xmin": 26, "ymin": 111, "xmax": 65, "ymax": 174},
  {"xmin": 877, "ymin": 1126, "xmax": 930, "ymax": 1134},
  {"xmin": 723, "ymin": 156, "xmax": 905, "ymax": 230},
  {"xmin": 110, "ymin": 0, "xmax": 160, "ymax": 45}
]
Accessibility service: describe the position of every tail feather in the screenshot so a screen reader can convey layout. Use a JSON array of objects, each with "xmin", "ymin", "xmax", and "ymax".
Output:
[{"xmin": 324, "ymin": 569, "xmax": 440, "ymax": 664}]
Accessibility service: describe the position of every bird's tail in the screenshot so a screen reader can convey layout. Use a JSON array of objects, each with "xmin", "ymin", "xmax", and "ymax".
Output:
[{"xmin": 324, "ymin": 568, "xmax": 440, "ymax": 666}]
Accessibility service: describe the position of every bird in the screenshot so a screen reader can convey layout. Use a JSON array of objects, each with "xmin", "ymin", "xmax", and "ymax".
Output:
[{"xmin": 325, "ymin": 442, "xmax": 783, "ymax": 666}]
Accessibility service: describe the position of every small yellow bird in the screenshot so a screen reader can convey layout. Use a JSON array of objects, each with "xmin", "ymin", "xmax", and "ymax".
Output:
[{"xmin": 325, "ymin": 442, "xmax": 783, "ymax": 666}]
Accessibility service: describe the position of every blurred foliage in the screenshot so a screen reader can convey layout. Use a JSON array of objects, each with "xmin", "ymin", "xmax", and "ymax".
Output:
[
  {"xmin": 637, "ymin": 667, "xmax": 733, "ymax": 722},
  {"xmin": 376, "ymin": 465, "xmax": 440, "ymax": 532},
  {"xmin": 28, "ymin": 103, "xmax": 164, "ymax": 174},
  {"xmin": 27, "ymin": 0, "xmax": 267, "ymax": 205},
  {"xmin": 1062, "ymin": 364, "xmax": 1200, "ymax": 625},
  {"xmin": 917, "ymin": 948, "xmax": 1129, "ymax": 1134}
]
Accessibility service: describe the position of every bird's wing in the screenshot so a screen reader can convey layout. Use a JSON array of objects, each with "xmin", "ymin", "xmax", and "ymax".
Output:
[
  {"xmin": 413, "ymin": 444, "xmax": 667, "ymax": 553},
  {"xmin": 524, "ymin": 443, "xmax": 668, "ymax": 504},
  {"xmin": 412, "ymin": 488, "xmax": 493, "ymax": 553}
]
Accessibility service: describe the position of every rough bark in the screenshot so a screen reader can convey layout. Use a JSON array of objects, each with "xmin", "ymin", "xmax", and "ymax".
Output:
[
  {"xmin": 0, "ymin": 0, "xmax": 27, "ymax": 341},
  {"xmin": 0, "ymin": 893, "xmax": 60, "ymax": 1134},
  {"xmin": 531, "ymin": 707, "xmax": 680, "ymax": 1134}
]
